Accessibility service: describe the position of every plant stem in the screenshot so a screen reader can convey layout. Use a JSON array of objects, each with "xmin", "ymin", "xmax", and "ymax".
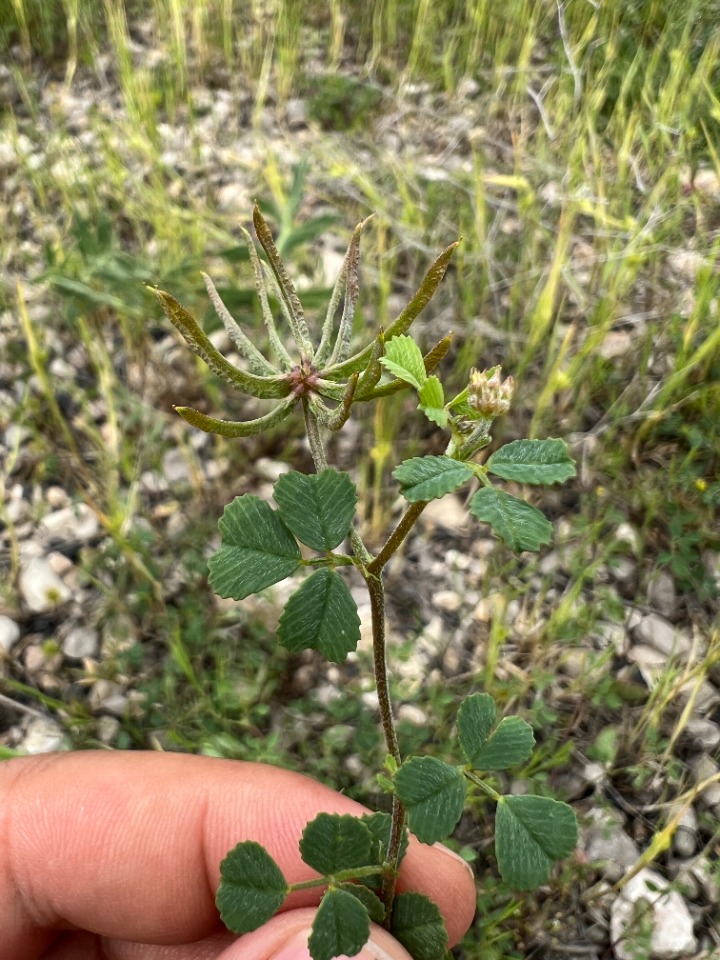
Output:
[
  {"xmin": 302, "ymin": 397, "xmax": 425, "ymax": 924},
  {"xmin": 303, "ymin": 398, "xmax": 329, "ymax": 470},
  {"xmin": 364, "ymin": 568, "xmax": 405, "ymax": 924},
  {"xmin": 364, "ymin": 573, "xmax": 400, "ymax": 766},
  {"xmin": 289, "ymin": 862, "xmax": 396, "ymax": 893},
  {"xmin": 368, "ymin": 500, "xmax": 428, "ymax": 574}
]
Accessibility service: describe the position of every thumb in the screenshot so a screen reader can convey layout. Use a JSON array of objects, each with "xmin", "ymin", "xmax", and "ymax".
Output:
[{"xmin": 217, "ymin": 907, "xmax": 412, "ymax": 960}]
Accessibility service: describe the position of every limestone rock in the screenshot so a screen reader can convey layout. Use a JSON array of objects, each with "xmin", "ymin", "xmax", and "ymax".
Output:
[
  {"xmin": 582, "ymin": 816, "xmax": 639, "ymax": 883},
  {"xmin": 0, "ymin": 615, "xmax": 21, "ymax": 653},
  {"xmin": 21, "ymin": 716, "xmax": 66, "ymax": 754},
  {"xmin": 610, "ymin": 868, "xmax": 697, "ymax": 960},
  {"xmin": 647, "ymin": 571, "xmax": 676, "ymax": 617},
  {"xmin": 19, "ymin": 558, "xmax": 72, "ymax": 612},
  {"xmin": 632, "ymin": 614, "xmax": 691, "ymax": 657},
  {"xmin": 62, "ymin": 626, "xmax": 99, "ymax": 660}
]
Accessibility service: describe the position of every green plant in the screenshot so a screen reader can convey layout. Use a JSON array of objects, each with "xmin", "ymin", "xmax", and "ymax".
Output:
[
  {"xmin": 306, "ymin": 74, "xmax": 384, "ymax": 132},
  {"xmin": 149, "ymin": 207, "xmax": 578, "ymax": 959}
]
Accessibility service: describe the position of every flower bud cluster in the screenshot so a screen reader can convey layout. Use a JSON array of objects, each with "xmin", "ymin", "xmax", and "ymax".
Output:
[{"xmin": 468, "ymin": 367, "xmax": 514, "ymax": 418}]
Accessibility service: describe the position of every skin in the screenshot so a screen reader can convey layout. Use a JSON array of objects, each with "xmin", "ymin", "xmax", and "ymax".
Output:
[{"xmin": 0, "ymin": 752, "xmax": 476, "ymax": 960}]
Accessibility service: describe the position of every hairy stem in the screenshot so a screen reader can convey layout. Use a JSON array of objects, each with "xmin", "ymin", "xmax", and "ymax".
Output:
[
  {"xmin": 364, "ymin": 569, "xmax": 404, "ymax": 925},
  {"xmin": 302, "ymin": 398, "xmax": 329, "ymax": 470},
  {"xmin": 303, "ymin": 398, "xmax": 428, "ymax": 924},
  {"xmin": 364, "ymin": 573, "xmax": 400, "ymax": 766},
  {"xmin": 368, "ymin": 500, "xmax": 428, "ymax": 575}
]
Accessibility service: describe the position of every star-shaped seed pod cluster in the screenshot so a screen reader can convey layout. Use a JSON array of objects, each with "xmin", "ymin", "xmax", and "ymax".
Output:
[{"xmin": 150, "ymin": 205, "xmax": 459, "ymax": 438}]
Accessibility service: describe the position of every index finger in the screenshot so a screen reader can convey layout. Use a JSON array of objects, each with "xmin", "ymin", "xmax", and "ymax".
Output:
[{"xmin": 0, "ymin": 752, "xmax": 475, "ymax": 959}]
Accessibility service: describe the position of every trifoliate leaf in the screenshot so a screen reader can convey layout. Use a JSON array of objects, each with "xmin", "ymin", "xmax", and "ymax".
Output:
[
  {"xmin": 278, "ymin": 569, "xmax": 360, "ymax": 662},
  {"xmin": 299, "ymin": 813, "xmax": 373, "ymax": 876},
  {"xmin": 470, "ymin": 488, "xmax": 553, "ymax": 552},
  {"xmin": 308, "ymin": 887, "xmax": 370, "ymax": 960},
  {"xmin": 380, "ymin": 334, "xmax": 427, "ymax": 390},
  {"xmin": 390, "ymin": 892, "xmax": 448, "ymax": 960},
  {"xmin": 208, "ymin": 496, "xmax": 301, "ymax": 600},
  {"xmin": 216, "ymin": 841, "xmax": 288, "ymax": 934},
  {"xmin": 457, "ymin": 693, "xmax": 497, "ymax": 764},
  {"xmin": 470, "ymin": 716, "xmax": 535, "ymax": 771},
  {"xmin": 495, "ymin": 795, "xmax": 578, "ymax": 890},
  {"xmin": 274, "ymin": 469, "xmax": 357, "ymax": 551},
  {"xmin": 337, "ymin": 882, "xmax": 385, "ymax": 923},
  {"xmin": 393, "ymin": 455, "xmax": 474, "ymax": 503},
  {"xmin": 487, "ymin": 439, "xmax": 576, "ymax": 485},
  {"xmin": 394, "ymin": 757, "xmax": 466, "ymax": 844}
]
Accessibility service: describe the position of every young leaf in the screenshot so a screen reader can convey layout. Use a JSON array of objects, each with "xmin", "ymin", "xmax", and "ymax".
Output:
[
  {"xmin": 337, "ymin": 882, "xmax": 385, "ymax": 923},
  {"xmin": 274, "ymin": 469, "xmax": 357, "ymax": 551},
  {"xmin": 457, "ymin": 693, "xmax": 497, "ymax": 763},
  {"xmin": 390, "ymin": 892, "xmax": 448, "ymax": 960},
  {"xmin": 394, "ymin": 757, "xmax": 466, "ymax": 844},
  {"xmin": 418, "ymin": 376, "xmax": 448, "ymax": 427},
  {"xmin": 278, "ymin": 569, "xmax": 360, "ymax": 662},
  {"xmin": 380, "ymin": 335, "xmax": 427, "ymax": 390},
  {"xmin": 495, "ymin": 795, "xmax": 578, "ymax": 890},
  {"xmin": 360, "ymin": 812, "xmax": 409, "ymax": 867},
  {"xmin": 487, "ymin": 439, "xmax": 576, "ymax": 485},
  {"xmin": 393, "ymin": 455, "xmax": 474, "ymax": 503},
  {"xmin": 309, "ymin": 887, "xmax": 370, "ymax": 960},
  {"xmin": 418, "ymin": 375, "xmax": 444, "ymax": 408},
  {"xmin": 216, "ymin": 841, "xmax": 288, "ymax": 934},
  {"xmin": 299, "ymin": 813, "xmax": 373, "ymax": 875},
  {"xmin": 467, "ymin": 716, "xmax": 535, "ymax": 771},
  {"xmin": 470, "ymin": 488, "xmax": 553, "ymax": 552},
  {"xmin": 208, "ymin": 496, "xmax": 301, "ymax": 600}
]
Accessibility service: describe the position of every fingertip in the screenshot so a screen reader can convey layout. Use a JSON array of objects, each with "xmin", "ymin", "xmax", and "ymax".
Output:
[{"xmin": 216, "ymin": 909, "xmax": 412, "ymax": 960}]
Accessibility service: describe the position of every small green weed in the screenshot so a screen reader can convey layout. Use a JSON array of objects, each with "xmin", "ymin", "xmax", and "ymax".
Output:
[{"xmin": 150, "ymin": 206, "xmax": 578, "ymax": 958}]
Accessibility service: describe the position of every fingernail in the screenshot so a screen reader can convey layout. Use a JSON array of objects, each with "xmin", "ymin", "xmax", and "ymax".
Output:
[
  {"xmin": 433, "ymin": 840, "xmax": 475, "ymax": 879},
  {"xmin": 270, "ymin": 930, "xmax": 395, "ymax": 960}
]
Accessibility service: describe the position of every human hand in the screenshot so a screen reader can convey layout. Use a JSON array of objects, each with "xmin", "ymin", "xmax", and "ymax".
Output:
[{"xmin": 0, "ymin": 751, "xmax": 476, "ymax": 960}]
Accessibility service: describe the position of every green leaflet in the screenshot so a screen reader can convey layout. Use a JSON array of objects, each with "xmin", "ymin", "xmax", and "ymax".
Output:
[
  {"xmin": 215, "ymin": 842, "xmax": 288, "ymax": 934},
  {"xmin": 380, "ymin": 334, "xmax": 427, "ymax": 390},
  {"xmin": 390, "ymin": 892, "xmax": 448, "ymax": 960},
  {"xmin": 274, "ymin": 469, "xmax": 357, "ymax": 551},
  {"xmin": 393, "ymin": 455, "xmax": 474, "ymax": 502},
  {"xmin": 487, "ymin": 439, "xmax": 576, "ymax": 485},
  {"xmin": 278, "ymin": 569, "xmax": 361, "ymax": 662},
  {"xmin": 299, "ymin": 813, "xmax": 373, "ymax": 875},
  {"xmin": 309, "ymin": 887, "xmax": 370, "ymax": 960},
  {"xmin": 495, "ymin": 795, "xmax": 578, "ymax": 890},
  {"xmin": 470, "ymin": 488, "xmax": 553, "ymax": 552},
  {"xmin": 394, "ymin": 756, "xmax": 466, "ymax": 844},
  {"xmin": 208, "ymin": 495, "xmax": 301, "ymax": 600}
]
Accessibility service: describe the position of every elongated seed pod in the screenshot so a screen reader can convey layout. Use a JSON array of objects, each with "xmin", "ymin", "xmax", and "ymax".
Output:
[
  {"xmin": 252, "ymin": 204, "xmax": 313, "ymax": 357},
  {"xmin": 174, "ymin": 395, "xmax": 297, "ymax": 436},
  {"xmin": 201, "ymin": 272, "xmax": 278, "ymax": 376},
  {"xmin": 151, "ymin": 288, "xmax": 290, "ymax": 399},
  {"xmin": 323, "ymin": 240, "xmax": 460, "ymax": 380}
]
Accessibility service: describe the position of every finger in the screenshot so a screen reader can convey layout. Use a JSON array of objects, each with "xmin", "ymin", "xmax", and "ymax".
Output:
[
  {"xmin": 214, "ymin": 908, "xmax": 413, "ymax": 960},
  {"xmin": 101, "ymin": 909, "xmax": 412, "ymax": 960},
  {"xmin": 0, "ymin": 752, "xmax": 475, "ymax": 959}
]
